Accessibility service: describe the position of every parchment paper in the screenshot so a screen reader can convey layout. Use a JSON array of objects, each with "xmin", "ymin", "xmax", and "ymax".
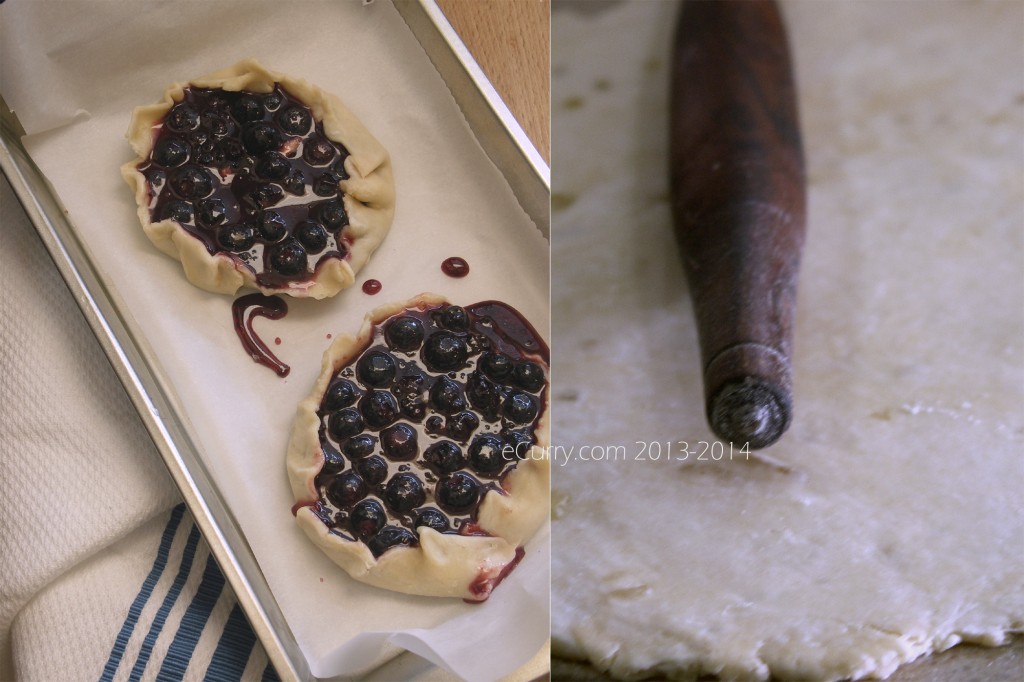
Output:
[{"xmin": 0, "ymin": 1, "xmax": 549, "ymax": 679}]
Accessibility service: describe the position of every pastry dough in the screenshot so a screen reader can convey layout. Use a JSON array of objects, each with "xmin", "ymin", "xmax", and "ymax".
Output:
[
  {"xmin": 551, "ymin": 1, "xmax": 1023, "ymax": 679},
  {"xmin": 122, "ymin": 59, "xmax": 394, "ymax": 299},
  {"xmin": 287, "ymin": 294, "xmax": 550, "ymax": 600}
]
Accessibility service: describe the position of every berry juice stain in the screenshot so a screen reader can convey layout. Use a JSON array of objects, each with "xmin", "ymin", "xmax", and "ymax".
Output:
[
  {"xmin": 441, "ymin": 256, "xmax": 469, "ymax": 278},
  {"xmin": 465, "ymin": 546, "xmax": 526, "ymax": 603},
  {"xmin": 232, "ymin": 293, "xmax": 290, "ymax": 377},
  {"xmin": 362, "ymin": 279, "xmax": 382, "ymax": 295}
]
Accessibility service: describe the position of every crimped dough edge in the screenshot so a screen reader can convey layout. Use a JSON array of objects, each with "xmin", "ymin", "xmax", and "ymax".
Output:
[
  {"xmin": 286, "ymin": 293, "xmax": 550, "ymax": 599},
  {"xmin": 121, "ymin": 58, "xmax": 396, "ymax": 299}
]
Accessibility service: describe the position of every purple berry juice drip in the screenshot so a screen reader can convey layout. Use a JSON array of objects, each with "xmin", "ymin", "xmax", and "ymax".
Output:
[
  {"xmin": 441, "ymin": 257, "xmax": 469, "ymax": 278},
  {"xmin": 232, "ymin": 293, "xmax": 290, "ymax": 377}
]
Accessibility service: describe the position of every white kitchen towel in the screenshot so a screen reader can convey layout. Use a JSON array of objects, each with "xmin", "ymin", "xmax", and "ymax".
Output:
[{"xmin": 0, "ymin": 174, "xmax": 273, "ymax": 681}]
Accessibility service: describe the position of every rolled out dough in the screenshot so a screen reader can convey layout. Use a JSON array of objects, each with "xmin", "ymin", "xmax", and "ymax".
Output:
[{"xmin": 550, "ymin": 1, "xmax": 1024, "ymax": 680}]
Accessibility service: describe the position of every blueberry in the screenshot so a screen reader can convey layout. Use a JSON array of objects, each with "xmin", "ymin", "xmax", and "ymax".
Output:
[
  {"xmin": 392, "ymin": 374, "xmax": 427, "ymax": 422},
  {"xmin": 283, "ymin": 169, "xmax": 306, "ymax": 195},
  {"xmin": 425, "ymin": 415, "xmax": 445, "ymax": 435},
  {"xmin": 327, "ymin": 407, "xmax": 363, "ymax": 442},
  {"xmin": 203, "ymin": 113, "xmax": 231, "ymax": 139},
  {"xmin": 324, "ymin": 379, "xmax": 359, "ymax": 410},
  {"xmin": 258, "ymin": 211, "xmax": 287, "ymax": 242},
  {"xmin": 429, "ymin": 377, "xmax": 465, "ymax": 415},
  {"xmin": 513, "ymin": 362, "xmax": 546, "ymax": 392},
  {"xmin": 391, "ymin": 372, "xmax": 425, "ymax": 400},
  {"xmin": 255, "ymin": 152, "xmax": 290, "ymax": 180},
  {"xmin": 242, "ymin": 122, "xmax": 282, "ymax": 154},
  {"xmin": 231, "ymin": 95, "xmax": 265, "ymax": 123},
  {"xmin": 196, "ymin": 198, "xmax": 228, "ymax": 228},
  {"xmin": 380, "ymin": 423, "xmax": 418, "ymax": 461},
  {"xmin": 414, "ymin": 508, "xmax": 450, "ymax": 533},
  {"xmin": 360, "ymin": 390, "xmax": 400, "ymax": 430},
  {"xmin": 277, "ymin": 106, "xmax": 312, "ymax": 135},
  {"xmin": 170, "ymin": 165, "xmax": 214, "ymax": 199},
  {"xmin": 313, "ymin": 173, "xmax": 340, "ymax": 197},
  {"xmin": 356, "ymin": 455, "xmax": 388, "ymax": 486},
  {"xmin": 216, "ymin": 224, "xmax": 255, "ymax": 252},
  {"xmin": 195, "ymin": 140, "xmax": 217, "ymax": 166},
  {"xmin": 349, "ymin": 499, "xmax": 386, "ymax": 540},
  {"xmin": 331, "ymin": 156, "xmax": 350, "ymax": 180},
  {"xmin": 206, "ymin": 95, "xmax": 230, "ymax": 113},
  {"xmin": 356, "ymin": 350, "xmax": 396, "ymax": 388},
  {"xmin": 439, "ymin": 306, "xmax": 470, "ymax": 332},
  {"xmin": 343, "ymin": 434, "xmax": 377, "ymax": 459},
  {"xmin": 446, "ymin": 411, "xmax": 480, "ymax": 443},
  {"xmin": 320, "ymin": 440, "xmax": 345, "ymax": 472},
  {"xmin": 295, "ymin": 220, "xmax": 328, "ymax": 253},
  {"xmin": 422, "ymin": 332, "xmax": 469, "ymax": 372},
  {"xmin": 400, "ymin": 400, "xmax": 427, "ymax": 422},
  {"xmin": 146, "ymin": 168, "xmax": 166, "ymax": 186},
  {"xmin": 220, "ymin": 139, "xmax": 245, "ymax": 163},
  {"xmin": 318, "ymin": 200, "xmax": 348, "ymax": 231},
  {"xmin": 466, "ymin": 371, "xmax": 502, "ymax": 420},
  {"xmin": 246, "ymin": 183, "xmax": 284, "ymax": 209},
  {"xmin": 436, "ymin": 472, "xmax": 480, "ymax": 514},
  {"xmin": 503, "ymin": 429, "xmax": 534, "ymax": 459},
  {"xmin": 160, "ymin": 200, "xmax": 193, "ymax": 224},
  {"xmin": 480, "ymin": 352, "xmax": 513, "ymax": 382},
  {"xmin": 304, "ymin": 136, "xmax": 336, "ymax": 166},
  {"xmin": 367, "ymin": 525, "xmax": 418, "ymax": 557},
  {"xmin": 268, "ymin": 239, "xmax": 307, "ymax": 276},
  {"xmin": 166, "ymin": 103, "xmax": 200, "ymax": 132},
  {"xmin": 263, "ymin": 91, "xmax": 283, "ymax": 110},
  {"xmin": 424, "ymin": 440, "xmax": 465, "ymax": 474},
  {"xmin": 384, "ymin": 473, "xmax": 426, "ymax": 514},
  {"xmin": 468, "ymin": 434, "xmax": 507, "ymax": 476},
  {"xmin": 503, "ymin": 390, "xmax": 539, "ymax": 425},
  {"xmin": 326, "ymin": 470, "xmax": 366, "ymax": 508},
  {"xmin": 153, "ymin": 137, "xmax": 190, "ymax": 167},
  {"xmin": 384, "ymin": 317, "xmax": 424, "ymax": 352}
]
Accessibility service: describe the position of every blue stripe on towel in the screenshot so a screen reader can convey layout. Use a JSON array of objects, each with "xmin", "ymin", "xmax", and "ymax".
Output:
[
  {"xmin": 100, "ymin": 504, "xmax": 186, "ymax": 682},
  {"xmin": 127, "ymin": 522, "xmax": 203, "ymax": 681},
  {"xmin": 154, "ymin": 552, "xmax": 227, "ymax": 682},
  {"xmin": 204, "ymin": 603, "xmax": 258, "ymax": 681}
]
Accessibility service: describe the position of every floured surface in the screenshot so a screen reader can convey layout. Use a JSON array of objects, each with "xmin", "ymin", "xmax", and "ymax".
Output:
[{"xmin": 550, "ymin": 1, "xmax": 1023, "ymax": 680}]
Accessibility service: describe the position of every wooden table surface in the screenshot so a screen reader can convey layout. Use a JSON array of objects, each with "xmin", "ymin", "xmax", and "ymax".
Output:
[{"xmin": 436, "ymin": 0, "xmax": 550, "ymax": 164}]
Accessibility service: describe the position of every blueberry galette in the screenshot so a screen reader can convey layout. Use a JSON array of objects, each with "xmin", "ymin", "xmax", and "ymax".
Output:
[
  {"xmin": 122, "ymin": 59, "xmax": 394, "ymax": 298},
  {"xmin": 287, "ymin": 294, "xmax": 550, "ymax": 600}
]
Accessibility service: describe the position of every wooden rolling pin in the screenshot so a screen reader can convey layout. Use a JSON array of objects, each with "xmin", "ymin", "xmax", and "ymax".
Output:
[{"xmin": 670, "ymin": 0, "xmax": 807, "ymax": 449}]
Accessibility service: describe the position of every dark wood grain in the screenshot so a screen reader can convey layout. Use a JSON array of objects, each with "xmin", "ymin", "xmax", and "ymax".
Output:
[{"xmin": 670, "ymin": 0, "xmax": 805, "ymax": 449}]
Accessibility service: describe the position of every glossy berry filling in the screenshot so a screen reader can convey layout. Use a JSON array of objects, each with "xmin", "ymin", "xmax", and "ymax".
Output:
[
  {"xmin": 139, "ymin": 85, "xmax": 353, "ymax": 288},
  {"xmin": 308, "ymin": 301, "xmax": 549, "ymax": 558}
]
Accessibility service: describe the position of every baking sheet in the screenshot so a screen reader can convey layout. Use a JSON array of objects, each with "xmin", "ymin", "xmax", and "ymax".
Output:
[{"xmin": 0, "ymin": 1, "xmax": 549, "ymax": 679}]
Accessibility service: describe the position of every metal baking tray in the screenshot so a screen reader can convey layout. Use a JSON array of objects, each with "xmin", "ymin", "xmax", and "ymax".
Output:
[{"xmin": 0, "ymin": 1, "xmax": 549, "ymax": 679}]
